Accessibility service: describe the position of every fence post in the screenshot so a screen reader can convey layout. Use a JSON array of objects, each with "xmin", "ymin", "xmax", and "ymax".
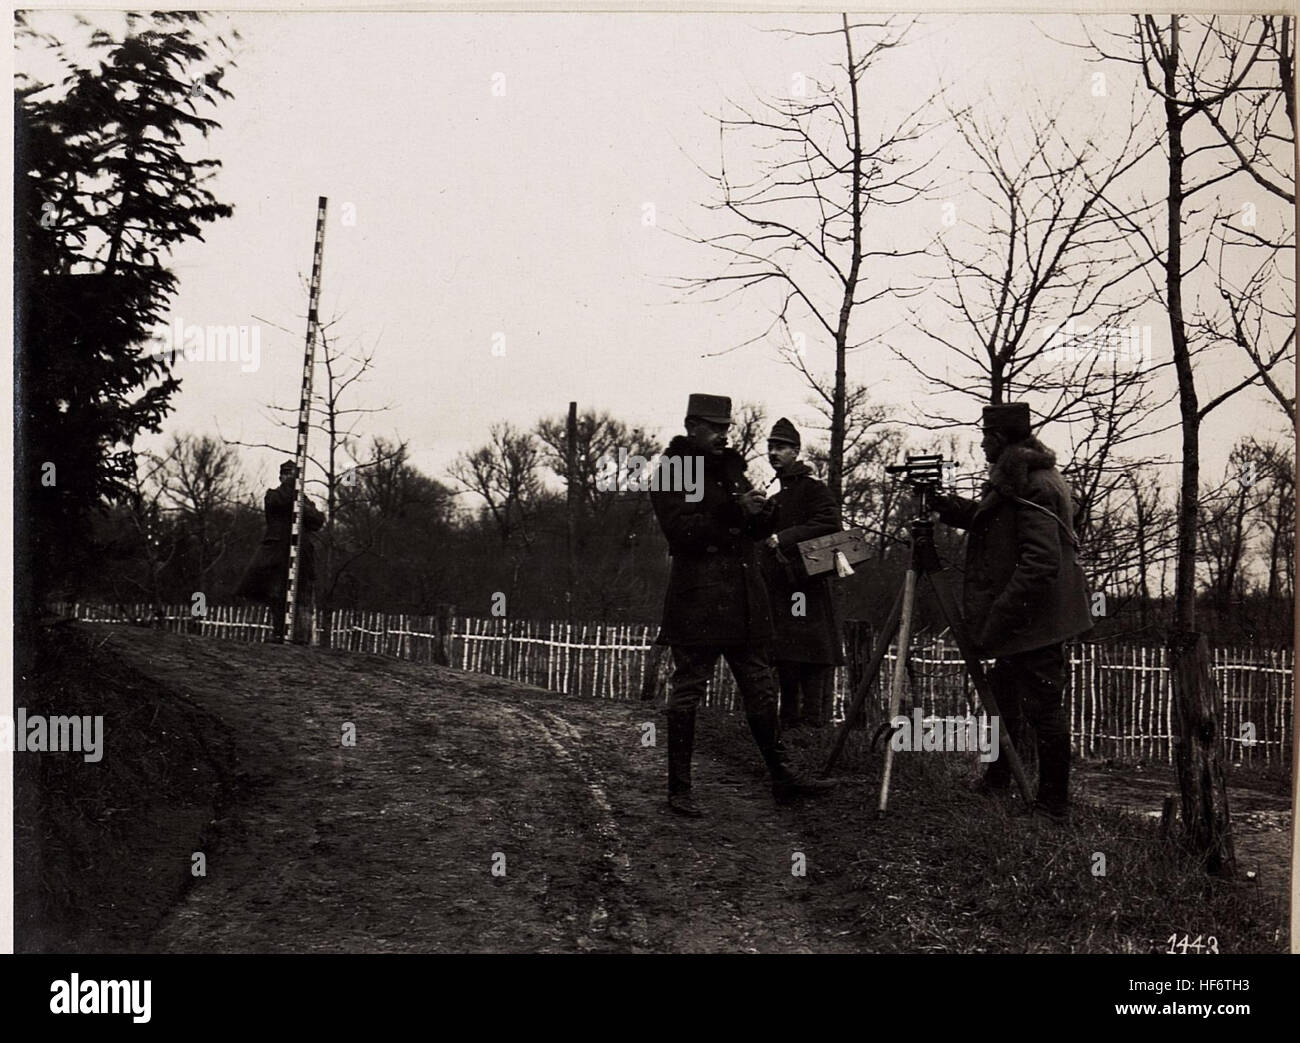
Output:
[{"xmin": 58, "ymin": 605, "xmax": 1290, "ymax": 766}]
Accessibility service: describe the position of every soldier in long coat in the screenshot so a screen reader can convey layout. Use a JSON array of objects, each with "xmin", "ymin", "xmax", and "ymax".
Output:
[
  {"xmin": 650, "ymin": 393, "xmax": 835, "ymax": 817},
  {"xmin": 931, "ymin": 403, "xmax": 1093, "ymax": 824},
  {"xmin": 760, "ymin": 418, "xmax": 845, "ymax": 729},
  {"xmin": 235, "ymin": 459, "xmax": 325, "ymax": 643}
]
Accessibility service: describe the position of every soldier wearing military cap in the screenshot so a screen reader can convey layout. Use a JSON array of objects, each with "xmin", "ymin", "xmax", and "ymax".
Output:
[
  {"xmin": 235, "ymin": 458, "xmax": 325, "ymax": 643},
  {"xmin": 761, "ymin": 418, "xmax": 845, "ymax": 729},
  {"xmin": 930, "ymin": 402, "xmax": 1092, "ymax": 824},
  {"xmin": 649, "ymin": 394, "xmax": 835, "ymax": 817}
]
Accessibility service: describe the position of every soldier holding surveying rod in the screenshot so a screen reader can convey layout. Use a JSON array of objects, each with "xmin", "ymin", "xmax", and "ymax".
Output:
[
  {"xmin": 235, "ymin": 458, "xmax": 325, "ymax": 644},
  {"xmin": 929, "ymin": 403, "xmax": 1092, "ymax": 824}
]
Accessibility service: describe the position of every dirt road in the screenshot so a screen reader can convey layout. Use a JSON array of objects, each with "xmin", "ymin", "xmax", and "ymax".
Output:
[
  {"xmin": 114, "ymin": 632, "xmax": 862, "ymax": 953},
  {"xmin": 19, "ymin": 626, "xmax": 1287, "ymax": 954}
]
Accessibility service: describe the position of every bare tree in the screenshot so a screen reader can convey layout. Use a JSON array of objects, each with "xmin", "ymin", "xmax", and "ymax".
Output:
[
  {"xmin": 1199, "ymin": 16, "xmax": 1295, "ymax": 204},
  {"xmin": 224, "ymin": 313, "xmax": 397, "ymax": 506},
  {"xmin": 448, "ymin": 422, "xmax": 544, "ymax": 546},
  {"xmin": 269, "ymin": 318, "xmax": 397, "ymax": 510},
  {"xmin": 1085, "ymin": 13, "xmax": 1295, "ymax": 876},
  {"xmin": 1192, "ymin": 17, "xmax": 1296, "ymax": 422},
  {"xmin": 331, "ymin": 437, "xmax": 458, "ymax": 613},
  {"xmin": 903, "ymin": 93, "xmax": 1171, "ymax": 597},
  {"xmin": 729, "ymin": 402, "xmax": 769, "ymax": 466},
  {"xmin": 535, "ymin": 409, "xmax": 659, "ymax": 517},
  {"xmin": 805, "ymin": 384, "xmax": 904, "ymax": 553},
  {"xmin": 675, "ymin": 14, "xmax": 936, "ymax": 506},
  {"xmin": 1248, "ymin": 439, "xmax": 1296, "ymax": 604},
  {"xmin": 223, "ymin": 312, "xmax": 397, "ymax": 646},
  {"xmin": 1123, "ymin": 464, "xmax": 1178, "ymax": 633},
  {"xmin": 156, "ymin": 432, "xmax": 248, "ymax": 596},
  {"xmin": 906, "ymin": 98, "xmax": 1156, "ymax": 416},
  {"xmin": 1201, "ymin": 233, "xmax": 1295, "ymax": 423},
  {"xmin": 1087, "ymin": 15, "xmax": 1292, "ymax": 632},
  {"xmin": 117, "ymin": 451, "xmax": 179, "ymax": 609},
  {"xmin": 1198, "ymin": 442, "xmax": 1265, "ymax": 618}
]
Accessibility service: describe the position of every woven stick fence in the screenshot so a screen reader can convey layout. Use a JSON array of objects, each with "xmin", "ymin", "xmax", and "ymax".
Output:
[{"xmin": 58, "ymin": 602, "xmax": 1293, "ymax": 766}]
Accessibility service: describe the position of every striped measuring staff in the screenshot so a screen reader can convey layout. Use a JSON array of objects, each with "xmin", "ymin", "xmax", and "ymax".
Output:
[{"xmin": 284, "ymin": 196, "xmax": 329, "ymax": 641}]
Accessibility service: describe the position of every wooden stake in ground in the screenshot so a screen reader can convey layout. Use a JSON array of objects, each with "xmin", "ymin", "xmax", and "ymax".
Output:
[{"xmin": 284, "ymin": 196, "xmax": 329, "ymax": 644}]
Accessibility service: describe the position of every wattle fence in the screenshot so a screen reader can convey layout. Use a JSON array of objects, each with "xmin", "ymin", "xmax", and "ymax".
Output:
[{"xmin": 58, "ymin": 602, "xmax": 1293, "ymax": 768}]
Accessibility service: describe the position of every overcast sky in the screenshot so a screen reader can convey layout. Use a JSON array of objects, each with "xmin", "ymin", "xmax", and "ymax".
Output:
[{"xmin": 16, "ymin": 10, "xmax": 1295, "ymax": 496}]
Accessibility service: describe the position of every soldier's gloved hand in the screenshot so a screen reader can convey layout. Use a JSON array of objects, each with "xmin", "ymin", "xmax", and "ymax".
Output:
[
  {"xmin": 928, "ymin": 492, "xmax": 959, "ymax": 522},
  {"xmin": 764, "ymin": 534, "xmax": 780, "ymax": 549},
  {"xmin": 735, "ymin": 489, "xmax": 767, "ymax": 516}
]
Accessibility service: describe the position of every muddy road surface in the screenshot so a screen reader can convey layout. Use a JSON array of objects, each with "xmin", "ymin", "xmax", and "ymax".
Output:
[{"xmin": 105, "ymin": 630, "xmax": 863, "ymax": 953}]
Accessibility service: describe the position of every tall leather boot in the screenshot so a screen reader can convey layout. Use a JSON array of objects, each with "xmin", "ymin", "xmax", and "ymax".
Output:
[
  {"xmin": 666, "ymin": 710, "xmax": 704, "ymax": 817},
  {"xmin": 1032, "ymin": 713, "xmax": 1071, "ymax": 822},
  {"xmin": 804, "ymin": 666, "xmax": 835, "ymax": 728},
  {"xmin": 747, "ymin": 708, "xmax": 836, "ymax": 804},
  {"xmin": 982, "ymin": 664, "xmax": 1022, "ymax": 794}
]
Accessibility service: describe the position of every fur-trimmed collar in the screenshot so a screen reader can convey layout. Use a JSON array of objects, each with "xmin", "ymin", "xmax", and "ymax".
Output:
[
  {"xmin": 662, "ymin": 435, "xmax": 747, "ymax": 479},
  {"xmin": 987, "ymin": 436, "xmax": 1056, "ymax": 498},
  {"xmin": 776, "ymin": 460, "xmax": 815, "ymax": 485}
]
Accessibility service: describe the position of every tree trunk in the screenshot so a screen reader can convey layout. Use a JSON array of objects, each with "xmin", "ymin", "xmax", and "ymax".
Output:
[
  {"xmin": 1267, "ymin": 489, "xmax": 1284, "ymax": 600},
  {"xmin": 1165, "ymin": 18, "xmax": 1199, "ymax": 636},
  {"xmin": 829, "ymin": 14, "xmax": 865, "ymax": 514},
  {"xmin": 1169, "ymin": 631, "xmax": 1236, "ymax": 876},
  {"xmin": 1162, "ymin": 16, "xmax": 1232, "ymax": 877},
  {"xmin": 1132, "ymin": 474, "xmax": 1151, "ymax": 631},
  {"xmin": 989, "ymin": 360, "xmax": 1005, "ymax": 404}
]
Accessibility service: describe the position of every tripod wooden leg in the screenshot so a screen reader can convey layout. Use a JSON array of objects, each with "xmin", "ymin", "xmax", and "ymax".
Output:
[
  {"xmin": 924, "ymin": 573, "xmax": 1035, "ymax": 806},
  {"xmin": 822, "ymin": 581, "xmax": 906, "ymax": 776},
  {"xmin": 877, "ymin": 568, "xmax": 918, "ymax": 813}
]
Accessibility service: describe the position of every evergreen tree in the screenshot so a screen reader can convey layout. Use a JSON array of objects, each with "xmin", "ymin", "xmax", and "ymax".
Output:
[{"xmin": 15, "ymin": 12, "xmax": 237, "ymax": 609}]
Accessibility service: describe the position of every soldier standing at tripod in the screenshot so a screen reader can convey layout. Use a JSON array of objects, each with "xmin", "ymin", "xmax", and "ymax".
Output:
[
  {"xmin": 650, "ymin": 394, "xmax": 835, "ymax": 818},
  {"xmin": 930, "ymin": 403, "xmax": 1092, "ymax": 824},
  {"xmin": 761, "ymin": 418, "xmax": 845, "ymax": 730}
]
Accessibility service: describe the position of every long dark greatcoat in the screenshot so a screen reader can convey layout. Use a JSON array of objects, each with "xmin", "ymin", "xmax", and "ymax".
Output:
[
  {"xmin": 650, "ymin": 435, "xmax": 777, "ymax": 647},
  {"xmin": 235, "ymin": 482, "xmax": 325, "ymax": 603},
  {"xmin": 760, "ymin": 462, "xmax": 845, "ymax": 665},
  {"xmin": 932, "ymin": 437, "xmax": 1093, "ymax": 658}
]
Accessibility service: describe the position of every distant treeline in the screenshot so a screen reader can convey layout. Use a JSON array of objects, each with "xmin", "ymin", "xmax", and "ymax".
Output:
[{"xmin": 55, "ymin": 409, "xmax": 1296, "ymax": 649}]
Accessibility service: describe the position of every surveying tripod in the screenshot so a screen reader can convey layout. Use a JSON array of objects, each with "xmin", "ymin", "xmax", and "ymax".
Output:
[{"xmin": 821, "ymin": 455, "xmax": 1034, "ymax": 813}]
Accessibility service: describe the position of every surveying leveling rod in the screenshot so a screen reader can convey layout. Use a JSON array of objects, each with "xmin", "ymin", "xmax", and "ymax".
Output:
[{"xmin": 284, "ymin": 196, "xmax": 329, "ymax": 642}]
